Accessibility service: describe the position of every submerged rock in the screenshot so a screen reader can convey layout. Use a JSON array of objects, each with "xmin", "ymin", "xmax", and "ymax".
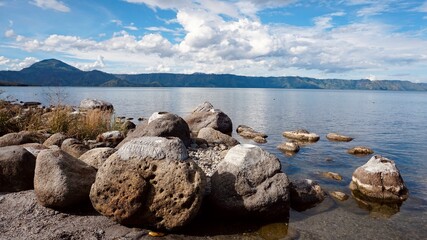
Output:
[
  {"xmin": 349, "ymin": 155, "xmax": 408, "ymax": 203},
  {"xmin": 348, "ymin": 146, "xmax": 374, "ymax": 155},
  {"xmin": 0, "ymin": 146, "xmax": 36, "ymax": 192},
  {"xmin": 79, "ymin": 98, "xmax": 113, "ymax": 111},
  {"xmin": 326, "ymin": 133, "xmax": 353, "ymax": 142},
  {"xmin": 321, "ymin": 172, "xmax": 343, "ymax": 181},
  {"xmin": 277, "ymin": 142, "xmax": 300, "ymax": 154},
  {"xmin": 185, "ymin": 102, "xmax": 233, "ymax": 136},
  {"xmin": 34, "ymin": 149, "xmax": 97, "ymax": 209},
  {"xmin": 282, "ymin": 129, "xmax": 319, "ymax": 142},
  {"xmin": 329, "ymin": 191, "xmax": 349, "ymax": 201},
  {"xmin": 290, "ymin": 179, "xmax": 325, "ymax": 211},
  {"xmin": 90, "ymin": 152, "xmax": 206, "ymax": 230},
  {"xmin": 210, "ymin": 144, "xmax": 290, "ymax": 220}
]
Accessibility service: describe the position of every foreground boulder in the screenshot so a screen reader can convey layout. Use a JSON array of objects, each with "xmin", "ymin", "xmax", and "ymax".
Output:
[
  {"xmin": 348, "ymin": 146, "xmax": 374, "ymax": 155},
  {"xmin": 117, "ymin": 112, "xmax": 191, "ymax": 148},
  {"xmin": 0, "ymin": 146, "xmax": 36, "ymax": 192},
  {"xmin": 282, "ymin": 129, "xmax": 319, "ymax": 142},
  {"xmin": 79, "ymin": 98, "xmax": 113, "ymax": 111},
  {"xmin": 78, "ymin": 147, "xmax": 116, "ymax": 169},
  {"xmin": 61, "ymin": 138, "xmax": 89, "ymax": 158},
  {"xmin": 210, "ymin": 144, "xmax": 290, "ymax": 220},
  {"xmin": 34, "ymin": 149, "xmax": 97, "ymax": 208},
  {"xmin": 43, "ymin": 132, "xmax": 67, "ymax": 147},
  {"xmin": 349, "ymin": 155, "xmax": 408, "ymax": 203},
  {"xmin": 326, "ymin": 133, "xmax": 353, "ymax": 142},
  {"xmin": 197, "ymin": 127, "xmax": 239, "ymax": 147},
  {"xmin": 21, "ymin": 143, "xmax": 48, "ymax": 157},
  {"xmin": 185, "ymin": 102, "xmax": 233, "ymax": 136},
  {"xmin": 90, "ymin": 137, "xmax": 206, "ymax": 230},
  {"xmin": 0, "ymin": 131, "xmax": 45, "ymax": 147},
  {"xmin": 290, "ymin": 179, "xmax": 325, "ymax": 211}
]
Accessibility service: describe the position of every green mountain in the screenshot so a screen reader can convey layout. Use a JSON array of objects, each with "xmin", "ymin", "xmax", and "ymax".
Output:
[{"xmin": 0, "ymin": 59, "xmax": 426, "ymax": 91}]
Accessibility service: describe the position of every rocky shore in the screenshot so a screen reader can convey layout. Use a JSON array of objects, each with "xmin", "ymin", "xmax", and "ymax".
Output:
[{"xmin": 0, "ymin": 99, "xmax": 410, "ymax": 239}]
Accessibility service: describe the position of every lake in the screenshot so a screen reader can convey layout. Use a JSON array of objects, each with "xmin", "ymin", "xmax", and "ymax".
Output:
[{"xmin": 2, "ymin": 86, "xmax": 427, "ymax": 239}]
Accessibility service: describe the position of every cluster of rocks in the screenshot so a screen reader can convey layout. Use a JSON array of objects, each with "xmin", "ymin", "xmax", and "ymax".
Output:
[{"xmin": 0, "ymin": 99, "xmax": 410, "ymax": 236}]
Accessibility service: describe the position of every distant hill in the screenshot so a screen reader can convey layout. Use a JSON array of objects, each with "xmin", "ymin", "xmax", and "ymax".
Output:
[{"xmin": 0, "ymin": 59, "xmax": 426, "ymax": 91}]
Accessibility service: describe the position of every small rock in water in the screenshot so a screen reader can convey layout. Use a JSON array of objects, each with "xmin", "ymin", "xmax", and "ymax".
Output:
[
  {"xmin": 347, "ymin": 146, "xmax": 374, "ymax": 155},
  {"xmin": 321, "ymin": 172, "xmax": 343, "ymax": 181},
  {"xmin": 326, "ymin": 133, "xmax": 353, "ymax": 142},
  {"xmin": 253, "ymin": 136, "xmax": 267, "ymax": 143},
  {"xmin": 277, "ymin": 142, "xmax": 300, "ymax": 154},
  {"xmin": 282, "ymin": 129, "xmax": 319, "ymax": 142},
  {"xmin": 329, "ymin": 191, "xmax": 349, "ymax": 201}
]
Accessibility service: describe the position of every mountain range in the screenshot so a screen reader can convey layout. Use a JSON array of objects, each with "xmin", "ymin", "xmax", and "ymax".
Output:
[{"xmin": 0, "ymin": 59, "xmax": 426, "ymax": 91}]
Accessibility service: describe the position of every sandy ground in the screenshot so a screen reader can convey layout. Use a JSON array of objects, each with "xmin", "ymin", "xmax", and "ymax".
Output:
[{"xmin": 1, "ymin": 190, "xmax": 426, "ymax": 240}]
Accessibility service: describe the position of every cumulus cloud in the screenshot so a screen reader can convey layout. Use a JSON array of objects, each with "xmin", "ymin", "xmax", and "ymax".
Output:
[
  {"xmin": 0, "ymin": 56, "xmax": 39, "ymax": 70},
  {"xmin": 30, "ymin": 0, "xmax": 70, "ymax": 12},
  {"xmin": 4, "ymin": 29, "xmax": 15, "ymax": 38},
  {"xmin": 75, "ymin": 56, "xmax": 106, "ymax": 71}
]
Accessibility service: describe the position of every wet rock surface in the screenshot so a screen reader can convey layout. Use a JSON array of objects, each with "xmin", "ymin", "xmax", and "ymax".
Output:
[
  {"xmin": 329, "ymin": 191, "xmax": 349, "ymax": 201},
  {"xmin": 282, "ymin": 129, "xmax": 320, "ymax": 142},
  {"xmin": 277, "ymin": 141, "xmax": 300, "ymax": 154},
  {"xmin": 236, "ymin": 125, "xmax": 268, "ymax": 139}
]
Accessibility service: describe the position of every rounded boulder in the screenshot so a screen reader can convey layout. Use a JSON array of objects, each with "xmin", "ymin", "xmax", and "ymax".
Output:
[{"xmin": 0, "ymin": 146, "xmax": 36, "ymax": 192}]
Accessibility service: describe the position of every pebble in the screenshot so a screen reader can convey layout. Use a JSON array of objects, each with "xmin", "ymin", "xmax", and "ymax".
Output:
[
  {"xmin": 329, "ymin": 191, "xmax": 349, "ymax": 201},
  {"xmin": 188, "ymin": 144, "xmax": 227, "ymax": 177}
]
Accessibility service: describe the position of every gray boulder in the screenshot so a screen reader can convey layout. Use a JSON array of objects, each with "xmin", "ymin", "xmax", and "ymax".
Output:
[
  {"xmin": 117, "ymin": 137, "xmax": 188, "ymax": 161},
  {"xmin": 117, "ymin": 112, "xmax": 191, "ymax": 148},
  {"xmin": 197, "ymin": 127, "xmax": 239, "ymax": 147},
  {"xmin": 282, "ymin": 129, "xmax": 319, "ymax": 142},
  {"xmin": 210, "ymin": 144, "xmax": 290, "ymax": 220},
  {"xmin": 90, "ymin": 152, "xmax": 206, "ymax": 230},
  {"xmin": 0, "ymin": 146, "xmax": 36, "ymax": 192},
  {"xmin": 43, "ymin": 132, "xmax": 67, "ymax": 147},
  {"xmin": 61, "ymin": 138, "xmax": 89, "ymax": 158},
  {"xmin": 78, "ymin": 147, "xmax": 116, "ymax": 169},
  {"xmin": 290, "ymin": 179, "xmax": 325, "ymax": 211},
  {"xmin": 0, "ymin": 131, "xmax": 45, "ymax": 147},
  {"xmin": 349, "ymin": 155, "xmax": 408, "ymax": 203},
  {"xmin": 34, "ymin": 149, "xmax": 97, "ymax": 208},
  {"xmin": 79, "ymin": 98, "xmax": 113, "ymax": 111},
  {"xmin": 185, "ymin": 102, "xmax": 233, "ymax": 136}
]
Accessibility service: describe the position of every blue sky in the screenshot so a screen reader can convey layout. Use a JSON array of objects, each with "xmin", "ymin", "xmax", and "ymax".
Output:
[{"xmin": 1, "ymin": 0, "xmax": 427, "ymax": 82}]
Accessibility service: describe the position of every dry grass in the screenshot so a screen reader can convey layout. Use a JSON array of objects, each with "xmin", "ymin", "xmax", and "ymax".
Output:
[{"xmin": 68, "ymin": 109, "xmax": 113, "ymax": 140}]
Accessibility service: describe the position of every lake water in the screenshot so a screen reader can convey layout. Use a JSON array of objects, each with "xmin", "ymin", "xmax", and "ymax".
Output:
[{"xmin": 2, "ymin": 86, "xmax": 427, "ymax": 239}]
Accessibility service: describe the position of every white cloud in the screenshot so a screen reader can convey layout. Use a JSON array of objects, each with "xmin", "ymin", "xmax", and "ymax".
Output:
[
  {"xmin": 0, "ymin": 56, "xmax": 39, "ymax": 70},
  {"xmin": 146, "ymin": 26, "xmax": 178, "ymax": 33},
  {"xmin": 366, "ymin": 74, "xmax": 376, "ymax": 80},
  {"xmin": 30, "ymin": 0, "xmax": 70, "ymax": 12},
  {"xmin": 146, "ymin": 64, "xmax": 171, "ymax": 72},
  {"xmin": 0, "ymin": 56, "xmax": 11, "ymax": 65},
  {"xmin": 123, "ymin": 23, "xmax": 138, "ymax": 31},
  {"xmin": 4, "ymin": 29, "xmax": 15, "ymax": 38},
  {"xmin": 414, "ymin": 1, "xmax": 427, "ymax": 12},
  {"xmin": 75, "ymin": 56, "xmax": 106, "ymax": 71}
]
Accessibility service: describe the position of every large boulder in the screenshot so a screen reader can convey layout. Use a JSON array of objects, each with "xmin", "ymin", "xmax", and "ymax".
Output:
[
  {"xmin": 197, "ymin": 127, "xmax": 239, "ymax": 147},
  {"xmin": 282, "ymin": 129, "xmax": 319, "ymax": 142},
  {"xmin": 117, "ymin": 112, "xmax": 191, "ymax": 148},
  {"xmin": 0, "ymin": 131, "xmax": 45, "ymax": 147},
  {"xmin": 61, "ymin": 138, "xmax": 89, "ymax": 158},
  {"xmin": 90, "ymin": 138, "xmax": 206, "ymax": 230},
  {"xmin": 0, "ymin": 146, "xmax": 36, "ymax": 192},
  {"xmin": 79, "ymin": 98, "xmax": 113, "ymax": 111},
  {"xmin": 78, "ymin": 147, "xmax": 116, "ymax": 169},
  {"xmin": 43, "ymin": 132, "xmax": 67, "ymax": 147},
  {"xmin": 185, "ymin": 102, "xmax": 233, "ymax": 136},
  {"xmin": 210, "ymin": 144, "xmax": 290, "ymax": 220},
  {"xmin": 21, "ymin": 143, "xmax": 48, "ymax": 157},
  {"xmin": 34, "ymin": 149, "xmax": 97, "ymax": 208},
  {"xmin": 289, "ymin": 179, "xmax": 325, "ymax": 211},
  {"xmin": 349, "ymin": 155, "xmax": 408, "ymax": 203}
]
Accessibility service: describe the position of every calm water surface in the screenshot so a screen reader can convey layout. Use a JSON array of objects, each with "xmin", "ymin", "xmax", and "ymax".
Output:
[{"xmin": 3, "ymin": 87, "xmax": 427, "ymax": 238}]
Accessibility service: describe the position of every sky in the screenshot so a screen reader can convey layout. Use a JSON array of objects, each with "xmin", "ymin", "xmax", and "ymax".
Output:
[{"xmin": 1, "ymin": 0, "xmax": 427, "ymax": 82}]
